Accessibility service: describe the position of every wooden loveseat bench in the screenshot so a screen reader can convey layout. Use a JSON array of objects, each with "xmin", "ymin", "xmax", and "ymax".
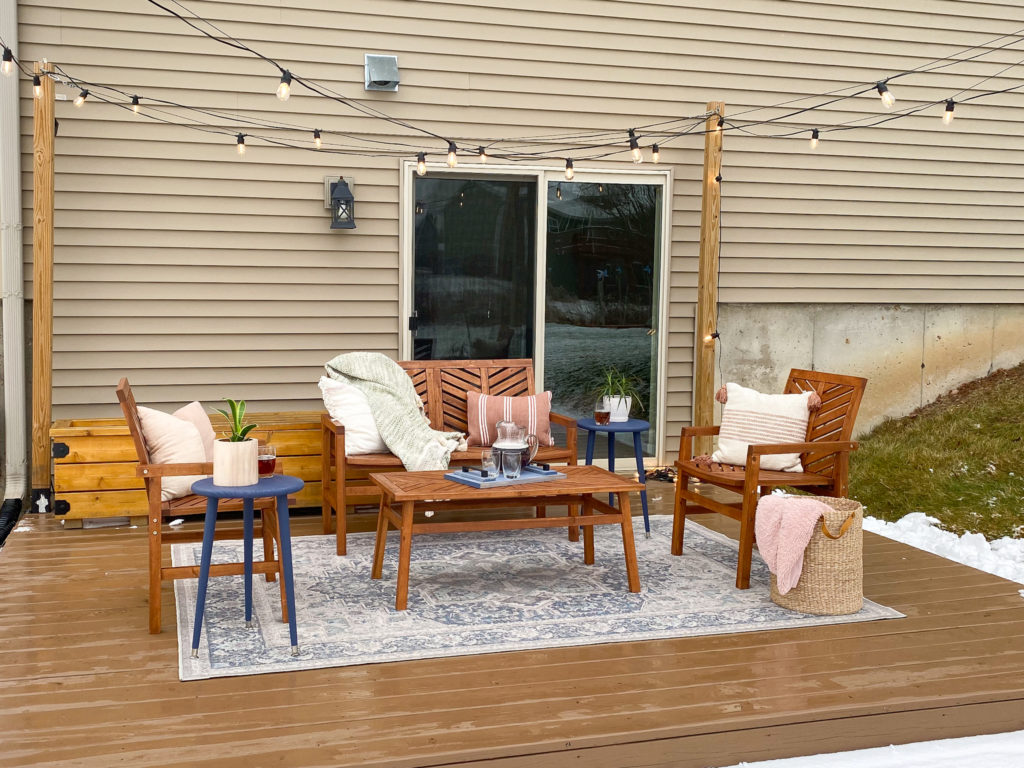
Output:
[{"xmin": 321, "ymin": 358, "xmax": 578, "ymax": 555}]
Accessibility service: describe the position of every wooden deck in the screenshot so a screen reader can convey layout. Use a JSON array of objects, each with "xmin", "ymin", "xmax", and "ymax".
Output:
[{"xmin": 4, "ymin": 482, "xmax": 1024, "ymax": 768}]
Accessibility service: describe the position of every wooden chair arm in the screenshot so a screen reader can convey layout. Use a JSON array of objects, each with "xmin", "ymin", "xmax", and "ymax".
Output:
[
  {"xmin": 320, "ymin": 412, "xmax": 345, "ymax": 435},
  {"xmin": 549, "ymin": 411, "xmax": 576, "ymax": 429},
  {"xmin": 137, "ymin": 462, "xmax": 213, "ymax": 478},
  {"xmin": 747, "ymin": 440, "xmax": 858, "ymax": 457},
  {"xmin": 679, "ymin": 425, "xmax": 721, "ymax": 461}
]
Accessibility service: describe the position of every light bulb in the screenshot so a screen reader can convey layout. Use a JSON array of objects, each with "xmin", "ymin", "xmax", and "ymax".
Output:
[
  {"xmin": 447, "ymin": 141, "xmax": 458, "ymax": 168},
  {"xmin": 236, "ymin": 133, "xmax": 246, "ymax": 155},
  {"xmin": 597, "ymin": 183, "xmax": 603, "ymax": 193},
  {"xmin": 628, "ymin": 130, "xmax": 641, "ymax": 164},
  {"xmin": 477, "ymin": 146, "xmax": 487, "ymax": 163},
  {"xmin": 651, "ymin": 144, "xmax": 660, "ymax": 164},
  {"xmin": 809, "ymin": 128, "xmax": 819, "ymax": 150},
  {"xmin": 876, "ymin": 82, "xmax": 895, "ymax": 109},
  {"xmin": 556, "ymin": 183, "xmax": 562, "ymax": 200},
  {"xmin": 716, "ymin": 116, "xmax": 724, "ymax": 131},
  {"xmin": 313, "ymin": 129, "xmax": 322, "ymax": 149},
  {"xmin": 943, "ymin": 99, "xmax": 955, "ymax": 125},
  {"xmin": 276, "ymin": 70, "xmax": 292, "ymax": 101},
  {"xmin": 131, "ymin": 95, "xmax": 140, "ymax": 113},
  {"xmin": 415, "ymin": 201, "xmax": 424, "ymax": 215},
  {"xmin": 33, "ymin": 74, "xmax": 41, "ymax": 98},
  {"xmin": 1, "ymin": 48, "xmax": 12, "ymax": 77},
  {"xmin": 73, "ymin": 89, "xmax": 88, "ymax": 108},
  {"xmin": 565, "ymin": 158, "xmax": 574, "ymax": 180},
  {"xmin": 416, "ymin": 152, "xmax": 427, "ymax": 176}
]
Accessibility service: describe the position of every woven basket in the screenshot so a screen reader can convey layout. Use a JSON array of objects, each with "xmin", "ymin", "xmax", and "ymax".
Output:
[{"xmin": 770, "ymin": 496, "xmax": 863, "ymax": 615}]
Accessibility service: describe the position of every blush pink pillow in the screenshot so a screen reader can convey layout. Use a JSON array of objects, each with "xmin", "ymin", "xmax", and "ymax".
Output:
[
  {"xmin": 137, "ymin": 405, "xmax": 208, "ymax": 501},
  {"xmin": 173, "ymin": 401, "xmax": 216, "ymax": 461},
  {"xmin": 466, "ymin": 391, "xmax": 554, "ymax": 447}
]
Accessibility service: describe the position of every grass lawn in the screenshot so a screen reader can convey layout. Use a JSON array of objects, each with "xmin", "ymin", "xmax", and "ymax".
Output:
[{"xmin": 849, "ymin": 362, "xmax": 1024, "ymax": 540}]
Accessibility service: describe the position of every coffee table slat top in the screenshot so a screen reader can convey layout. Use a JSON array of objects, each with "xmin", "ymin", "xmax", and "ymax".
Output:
[{"xmin": 371, "ymin": 465, "xmax": 642, "ymax": 502}]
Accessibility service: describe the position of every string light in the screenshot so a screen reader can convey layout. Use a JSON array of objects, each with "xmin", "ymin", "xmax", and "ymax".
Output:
[
  {"xmin": 809, "ymin": 128, "xmax": 819, "ymax": 149},
  {"xmin": 415, "ymin": 200, "xmax": 424, "ymax": 214},
  {"xmin": 876, "ymin": 81, "xmax": 896, "ymax": 109},
  {"xmin": 943, "ymin": 99, "xmax": 956, "ymax": 125},
  {"xmin": 1, "ymin": 47, "xmax": 12, "ymax": 77},
  {"xmin": 313, "ymin": 129, "xmax": 322, "ymax": 149},
  {"xmin": 33, "ymin": 74, "xmax": 41, "ymax": 98},
  {"xmin": 651, "ymin": 143, "xmax": 660, "ymax": 163},
  {"xmin": 131, "ymin": 95, "xmax": 140, "ymax": 113},
  {"xmin": 446, "ymin": 141, "xmax": 458, "ymax": 167},
  {"xmin": 716, "ymin": 115, "xmax": 724, "ymax": 131},
  {"xmin": 73, "ymin": 89, "xmax": 89, "ymax": 107},
  {"xmin": 564, "ymin": 158, "xmax": 574, "ymax": 180},
  {"xmin": 477, "ymin": 146, "xmax": 487, "ymax": 163},
  {"xmin": 276, "ymin": 70, "xmax": 292, "ymax": 101},
  {"xmin": 236, "ymin": 133, "xmax": 246, "ymax": 155},
  {"xmin": 555, "ymin": 182, "xmax": 562, "ymax": 200},
  {"xmin": 416, "ymin": 152, "xmax": 427, "ymax": 176},
  {"xmin": 628, "ymin": 129, "xmax": 642, "ymax": 164}
]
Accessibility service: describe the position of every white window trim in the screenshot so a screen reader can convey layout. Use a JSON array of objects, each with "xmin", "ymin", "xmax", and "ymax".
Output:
[{"xmin": 399, "ymin": 160, "xmax": 674, "ymax": 462}]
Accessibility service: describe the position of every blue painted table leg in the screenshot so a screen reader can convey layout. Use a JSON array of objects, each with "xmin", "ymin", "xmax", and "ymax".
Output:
[
  {"xmin": 585, "ymin": 430, "xmax": 595, "ymax": 465},
  {"xmin": 276, "ymin": 494, "xmax": 299, "ymax": 655},
  {"xmin": 243, "ymin": 498, "xmax": 254, "ymax": 628},
  {"xmin": 191, "ymin": 497, "xmax": 219, "ymax": 658},
  {"xmin": 608, "ymin": 431, "xmax": 616, "ymax": 508},
  {"xmin": 633, "ymin": 430, "xmax": 651, "ymax": 537}
]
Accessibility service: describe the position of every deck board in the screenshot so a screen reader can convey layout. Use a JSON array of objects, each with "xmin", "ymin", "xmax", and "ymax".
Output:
[{"xmin": 3, "ymin": 481, "xmax": 1024, "ymax": 767}]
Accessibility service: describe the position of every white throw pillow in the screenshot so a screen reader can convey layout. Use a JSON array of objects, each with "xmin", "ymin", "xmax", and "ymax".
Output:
[
  {"xmin": 137, "ymin": 405, "xmax": 208, "ymax": 501},
  {"xmin": 173, "ymin": 400, "xmax": 216, "ymax": 461},
  {"xmin": 711, "ymin": 382, "xmax": 812, "ymax": 472},
  {"xmin": 318, "ymin": 376, "xmax": 388, "ymax": 455}
]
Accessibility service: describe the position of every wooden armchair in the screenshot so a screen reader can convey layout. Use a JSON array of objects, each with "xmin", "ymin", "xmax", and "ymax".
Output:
[
  {"xmin": 671, "ymin": 369, "xmax": 867, "ymax": 589},
  {"xmin": 116, "ymin": 378, "xmax": 287, "ymax": 634}
]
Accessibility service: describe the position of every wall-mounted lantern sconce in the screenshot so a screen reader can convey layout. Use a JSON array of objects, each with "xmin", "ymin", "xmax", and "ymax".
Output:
[{"xmin": 329, "ymin": 176, "xmax": 356, "ymax": 229}]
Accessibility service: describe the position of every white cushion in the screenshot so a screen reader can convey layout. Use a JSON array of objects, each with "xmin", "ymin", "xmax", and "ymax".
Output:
[
  {"xmin": 711, "ymin": 382, "xmax": 812, "ymax": 472},
  {"xmin": 172, "ymin": 400, "xmax": 216, "ymax": 461},
  {"xmin": 137, "ymin": 405, "xmax": 208, "ymax": 501},
  {"xmin": 318, "ymin": 376, "xmax": 388, "ymax": 455}
]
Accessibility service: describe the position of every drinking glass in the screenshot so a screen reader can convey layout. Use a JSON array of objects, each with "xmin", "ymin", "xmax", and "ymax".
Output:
[
  {"xmin": 594, "ymin": 402, "xmax": 611, "ymax": 425},
  {"xmin": 257, "ymin": 444, "xmax": 277, "ymax": 477},
  {"xmin": 480, "ymin": 449, "xmax": 497, "ymax": 476},
  {"xmin": 501, "ymin": 450, "xmax": 522, "ymax": 480}
]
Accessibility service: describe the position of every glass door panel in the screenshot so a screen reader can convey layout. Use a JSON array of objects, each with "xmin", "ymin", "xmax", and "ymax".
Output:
[
  {"xmin": 543, "ymin": 180, "xmax": 663, "ymax": 459},
  {"xmin": 412, "ymin": 176, "xmax": 537, "ymax": 360}
]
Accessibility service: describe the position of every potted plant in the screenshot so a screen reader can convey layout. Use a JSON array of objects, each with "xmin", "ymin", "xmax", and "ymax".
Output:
[
  {"xmin": 595, "ymin": 367, "xmax": 645, "ymax": 423},
  {"xmin": 212, "ymin": 398, "xmax": 259, "ymax": 486}
]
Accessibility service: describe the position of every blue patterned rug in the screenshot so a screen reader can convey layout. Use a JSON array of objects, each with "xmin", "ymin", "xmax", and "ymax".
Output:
[{"xmin": 173, "ymin": 516, "xmax": 902, "ymax": 681}]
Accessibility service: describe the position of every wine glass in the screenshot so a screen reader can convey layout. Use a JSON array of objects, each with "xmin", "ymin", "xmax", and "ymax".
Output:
[{"xmin": 257, "ymin": 444, "xmax": 277, "ymax": 477}]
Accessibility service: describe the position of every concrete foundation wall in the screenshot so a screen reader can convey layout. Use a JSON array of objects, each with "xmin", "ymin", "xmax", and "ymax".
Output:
[{"xmin": 714, "ymin": 304, "xmax": 1024, "ymax": 435}]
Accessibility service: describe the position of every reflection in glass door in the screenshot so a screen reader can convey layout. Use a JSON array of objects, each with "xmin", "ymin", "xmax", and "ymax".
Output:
[
  {"xmin": 543, "ymin": 181, "xmax": 662, "ymax": 458},
  {"xmin": 412, "ymin": 176, "xmax": 537, "ymax": 360}
]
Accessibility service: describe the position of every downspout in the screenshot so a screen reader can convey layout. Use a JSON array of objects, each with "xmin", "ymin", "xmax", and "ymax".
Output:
[{"xmin": 0, "ymin": 0, "xmax": 27, "ymax": 547}]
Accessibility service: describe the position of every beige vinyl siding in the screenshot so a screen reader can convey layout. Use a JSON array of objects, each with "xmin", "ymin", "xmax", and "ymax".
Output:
[{"xmin": 15, "ymin": 0, "xmax": 1024, "ymax": 427}]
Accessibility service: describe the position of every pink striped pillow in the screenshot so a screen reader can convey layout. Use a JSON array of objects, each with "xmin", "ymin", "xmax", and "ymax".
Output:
[
  {"xmin": 711, "ymin": 382, "xmax": 812, "ymax": 472},
  {"xmin": 466, "ymin": 391, "xmax": 554, "ymax": 447}
]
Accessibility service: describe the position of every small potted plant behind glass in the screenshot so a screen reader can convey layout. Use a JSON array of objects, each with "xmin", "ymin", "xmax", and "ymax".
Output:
[
  {"xmin": 212, "ymin": 398, "xmax": 259, "ymax": 486},
  {"xmin": 595, "ymin": 367, "xmax": 645, "ymax": 423}
]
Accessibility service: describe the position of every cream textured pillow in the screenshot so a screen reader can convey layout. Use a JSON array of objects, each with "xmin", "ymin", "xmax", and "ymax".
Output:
[
  {"xmin": 318, "ymin": 376, "xmax": 389, "ymax": 455},
  {"xmin": 173, "ymin": 400, "xmax": 216, "ymax": 461},
  {"xmin": 711, "ymin": 382, "xmax": 812, "ymax": 472},
  {"xmin": 137, "ymin": 405, "xmax": 208, "ymax": 501}
]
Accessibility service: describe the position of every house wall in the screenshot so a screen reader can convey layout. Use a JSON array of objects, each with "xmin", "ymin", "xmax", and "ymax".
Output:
[{"xmin": 13, "ymin": 1, "xmax": 1024, "ymax": 460}]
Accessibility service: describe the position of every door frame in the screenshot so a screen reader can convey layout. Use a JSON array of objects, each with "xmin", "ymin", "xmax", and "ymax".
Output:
[{"xmin": 399, "ymin": 160, "xmax": 674, "ymax": 461}]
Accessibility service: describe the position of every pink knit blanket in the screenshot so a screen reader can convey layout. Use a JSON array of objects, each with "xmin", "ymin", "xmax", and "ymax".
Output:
[{"xmin": 755, "ymin": 495, "xmax": 830, "ymax": 594}]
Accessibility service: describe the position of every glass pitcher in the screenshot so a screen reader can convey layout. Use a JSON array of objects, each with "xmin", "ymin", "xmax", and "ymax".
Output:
[{"xmin": 493, "ymin": 420, "xmax": 539, "ymax": 473}]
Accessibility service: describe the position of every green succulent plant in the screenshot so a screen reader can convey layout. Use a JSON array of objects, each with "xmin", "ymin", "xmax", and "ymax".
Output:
[
  {"xmin": 216, "ymin": 398, "xmax": 258, "ymax": 442},
  {"xmin": 594, "ymin": 367, "xmax": 646, "ymax": 413}
]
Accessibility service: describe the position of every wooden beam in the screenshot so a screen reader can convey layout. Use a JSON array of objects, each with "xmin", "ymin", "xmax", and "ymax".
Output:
[
  {"xmin": 693, "ymin": 102, "xmax": 724, "ymax": 456},
  {"xmin": 31, "ymin": 61, "xmax": 55, "ymax": 502}
]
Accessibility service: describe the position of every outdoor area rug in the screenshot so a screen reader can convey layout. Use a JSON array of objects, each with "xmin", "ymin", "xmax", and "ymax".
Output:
[{"xmin": 173, "ymin": 516, "xmax": 903, "ymax": 681}]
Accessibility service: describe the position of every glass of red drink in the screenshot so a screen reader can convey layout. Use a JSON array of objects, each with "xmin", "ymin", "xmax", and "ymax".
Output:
[{"xmin": 257, "ymin": 444, "xmax": 277, "ymax": 477}]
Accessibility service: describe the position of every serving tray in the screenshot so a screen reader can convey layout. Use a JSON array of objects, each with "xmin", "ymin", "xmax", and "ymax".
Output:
[{"xmin": 444, "ymin": 463, "xmax": 566, "ymax": 489}]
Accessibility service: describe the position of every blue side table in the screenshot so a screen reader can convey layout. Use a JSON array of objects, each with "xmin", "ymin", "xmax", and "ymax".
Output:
[
  {"xmin": 577, "ymin": 418, "xmax": 651, "ymax": 537},
  {"xmin": 190, "ymin": 475, "xmax": 304, "ymax": 657}
]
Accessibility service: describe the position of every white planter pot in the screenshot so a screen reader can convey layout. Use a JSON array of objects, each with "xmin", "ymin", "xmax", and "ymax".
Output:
[
  {"xmin": 603, "ymin": 396, "xmax": 632, "ymax": 423},
  {"xmin": 213, "ymin": 438, "xmax": 258, "ymax": 487}
]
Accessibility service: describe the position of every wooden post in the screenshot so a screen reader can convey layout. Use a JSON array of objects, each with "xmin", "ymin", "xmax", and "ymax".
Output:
[
  {"xmin": 31, "ymin": 61, "xmax": 55, "ymax": 508},
  {"xmin": 693, "ymin": 102, "xmax": 724, "ymax": 456}
]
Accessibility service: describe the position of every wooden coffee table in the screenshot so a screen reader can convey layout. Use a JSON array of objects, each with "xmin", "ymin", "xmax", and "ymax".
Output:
[{"xmin": 370, "ymin": 465, "xmax": 643, "ymax": 610}]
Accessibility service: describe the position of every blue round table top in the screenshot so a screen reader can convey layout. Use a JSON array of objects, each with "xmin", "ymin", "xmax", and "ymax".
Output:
[
  {"xmin": 577, "ymin": 417, "xmax": 651, "ymax": 433},
  {"xmin": 192, "ymin": 474, "xmax": 304, "ymax": 499}
]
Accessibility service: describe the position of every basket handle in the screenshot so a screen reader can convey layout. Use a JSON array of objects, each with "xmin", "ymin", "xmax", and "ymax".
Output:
[{"xmin": 820, "ymin": 511, "xmax": 856, "ymax": 540}]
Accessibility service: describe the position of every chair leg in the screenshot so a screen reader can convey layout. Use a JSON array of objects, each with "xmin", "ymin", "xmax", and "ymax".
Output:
[
  {"xmin": 321, "ymin": 423, "xmax": 333, "ymax": 535},
  {"xmin": 262, "ymin": 506, "xmax": 277, "ymax": 583},
  {"xmin": 148, "ymin": 496, "xmax": 162, "ymax": 634},
  {"xmin": 736, "ymin": 475, "xmax": 761, "ymax": 590},
  {"xmin": 671, "ymin": 468, "xmax": 690, "ymax": 556}
]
